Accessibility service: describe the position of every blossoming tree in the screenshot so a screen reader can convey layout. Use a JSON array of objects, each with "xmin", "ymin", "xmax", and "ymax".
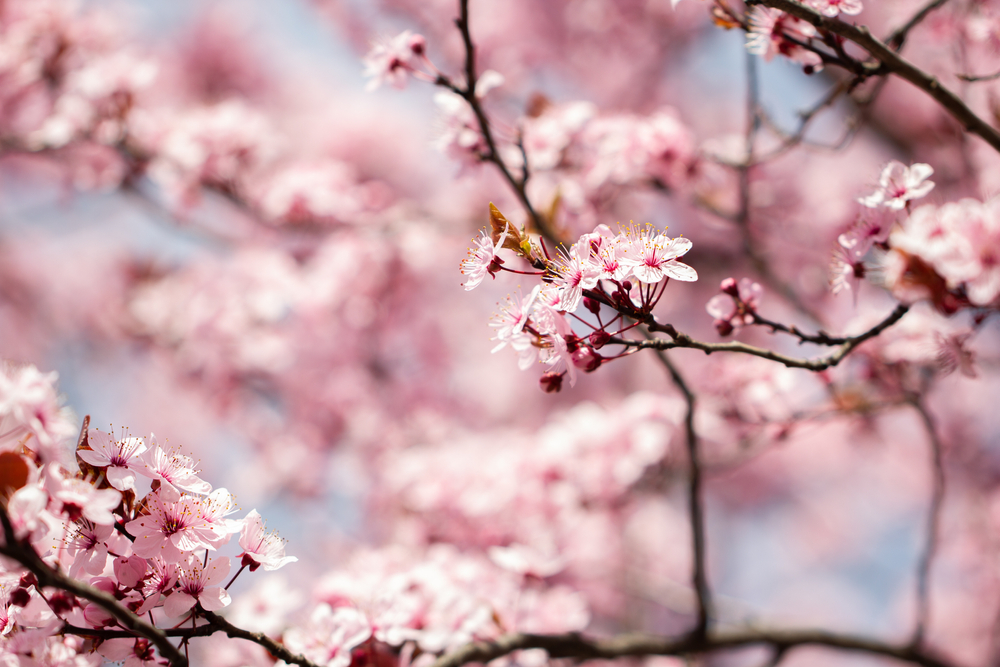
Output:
[{"xmin": 0, "ymin": 0, "xmax": 998, "ymax": 665}]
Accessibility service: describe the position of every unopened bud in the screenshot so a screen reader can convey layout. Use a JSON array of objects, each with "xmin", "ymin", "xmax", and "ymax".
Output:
[
  {"xmin": 539, "ymin": 371, "xmax": 564, "ymax": 393},
  {"xmin": 714, "ymin": 319, "xmax": 734, "ymax": 337},
  {"xmin": 589, "ymin": 331, "xmax": 610, "ymax": 349},
  {"xmin": 720, "ymin": 277, "xmax": 739, "ymax": 297},
  {"xmin": 408, "ymin": 34, "xmax": 426, "ymax": 56},
  {"xmin": 583, "ymin": 297, "xmax": 600, "ymax": 315},
  {"xmin": 48, "ymin": 591, "xmax": 76, "ymax": 615},
  {"xmin": 564, "ymin": 334, "xmax": 581, "ymax": 352},
  {"xmin": 572, "ymin": 347, "xmax": 603, "ymax": 372}
]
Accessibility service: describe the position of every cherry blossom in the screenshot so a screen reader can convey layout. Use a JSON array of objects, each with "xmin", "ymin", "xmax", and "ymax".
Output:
[
  {"xmin": 76, "ymin": 429, "xmax": 147, "ymax": 492},
  {"xmin": 859, "ymin": 161, "xmax": 935, "ymax": 211},
  {"xmin": 746, "ymin": 7, "xmax": 824, "ymax": 70},
  {"xmin": 237, "ymin": 509, "xmax": 297, "ymax": 572},
  {"xmin": 162, "ymin": 554, "xmax": 233, "ymax": 618}
]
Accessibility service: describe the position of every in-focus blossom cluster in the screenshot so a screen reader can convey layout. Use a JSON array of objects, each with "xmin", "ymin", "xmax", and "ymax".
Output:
[
  {"xmin": 463, "ymin": 205, "xmax": 697, "ymax": 391},
  {"xmin": 0, "ymin": 363, "xmax": 295, "ymax": 666}
]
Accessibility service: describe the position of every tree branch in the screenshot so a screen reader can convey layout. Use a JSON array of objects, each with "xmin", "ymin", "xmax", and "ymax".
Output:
[
  {"xmin": 616, "ymin": 304, "xmax": 909, "ymax": 371},
  {"xmin": 437, "ymin": 0, "xmax": 559, "ymax": 245},
  {"xmin": 752, "ymin": 0, "xmax": 1000, "ymax": 154},
  {"xmin": 0, "ymin": 508, "xmax": 187, "ymax": 667},
  {"xmin": 428, "ymin": 628, "xmax": 961, "ymax": 667},
  {"xmin": 909, "ymin": 398, "xmax": 945, "ymax": 648},
  {"xmin": 647, "ymin": 345, "xmax": 711, "ymax": 634}
]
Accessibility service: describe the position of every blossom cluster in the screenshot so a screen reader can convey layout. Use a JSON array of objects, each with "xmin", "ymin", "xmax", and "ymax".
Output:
[
  {"xmin": 0, "ymin": 363, "xmax": 295, "ymax": 666},
  {"xmin": 883, "ymin": 197, "xmax": 1000, "ymax": 311},
  {"xmin": 462, "ymin": 205, "xmax": 697, "ymax": 391}
]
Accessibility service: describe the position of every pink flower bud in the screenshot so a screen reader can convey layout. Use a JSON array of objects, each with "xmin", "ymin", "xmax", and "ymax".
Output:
[
  {"xmin": 720, "ymin": 277, "xmax": 739, "ymax": 297},
  {"xmin": 539, "ymin": 372, "xmax": 564, "ymax": 393}
]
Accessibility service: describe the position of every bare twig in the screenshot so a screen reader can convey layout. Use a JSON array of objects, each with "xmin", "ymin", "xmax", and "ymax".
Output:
[
  {"xmin": 428, "ymin": 628, "xmax": 961, "ymax": 667},
  {"xmin": 909, "ymin": 398, "xmax": 945, "ymax": 648},
  {"xmin": 0, "ymin": 508, "xmax": 187, "ymax": 667},
  {"xmin": 199, "ymin": 609, "xmax": 323, "ymax": 667},
  {"xmin": 956, "ymin": 70, "xmax": 1000, "ymax": 83},
  {"xmin": 647, "ymin": 344, "xmax": 711, "ymax": 634},
  {"xmin": 615, "ymin": 304, "xmax": 909, "ymax": 371}
]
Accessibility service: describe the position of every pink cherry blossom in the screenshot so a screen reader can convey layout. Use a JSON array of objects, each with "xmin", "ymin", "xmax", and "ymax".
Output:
[
  {"xmin": 139, "ymin": 436, "xmax": 212, "ymax": 498},
  {"xmin": 124, "ymin": 488, "xmax": 241, "ymax": 561},
  {"xmin": 237, "ymin": 509, "xmax": 297, "ymax": 572},
  {"xmin": 363, "ymin": 31, "xmax": 428, "ymax": 91},
  {"xmin": 76, "ymin": 428, "xmax": 147, "ymax": 492}
]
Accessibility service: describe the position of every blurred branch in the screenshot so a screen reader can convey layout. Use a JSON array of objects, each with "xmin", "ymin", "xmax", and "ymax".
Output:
[
  {"xmin": 0, "ymin": 507, "xmax": 187, "ymax": 667},
  {"xmin": 885, "ymin": 0, "xmax": 952, "ymax": 51},
  {"xmin": 612, "ymin": 303, "xmax": 909, "ymax": 371},
  {"xmin": 730, "ymin": 49, "xmax": 823, "ymax": 323},
  {"xmin": 909, "ymin": 398, "xmax": 946, "ymax": 648},
  {"xmin": 647, "ymin": 344, "xmax": 712, "ymax": 635},
  {"xmin": 436, "ymin": 0, "xmax": 559, "ymax": 246},
  {"xmin": 429, "ymin": 627, "xmax": 961, "ymax": 667},
  {"xmin": 751, "ymin": 0, "xmax": 1000, "ymax": 154}
]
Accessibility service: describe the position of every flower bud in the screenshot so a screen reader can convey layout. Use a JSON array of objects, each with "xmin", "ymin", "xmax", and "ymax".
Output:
[
  {"xmin": 714, "ymin": 319, "xmax": 734, "ymax": 337},
  {"xmin": 572, "ymin": 346, "xmax": 603, "ymax": 372},
  {"xmin": 583, "ymin": 297, "xmax": 601, "ymax": 315},
  {"xmin": 539, "ymin": 372, "xmax": 564, "ymax": 393},
  {"xmin": 720, "ymin": 277, "xmax": 739, "ymax": 297},
  {"xmin": 408, "ymin": 34, "xmax": 426, "ymax": 56}
]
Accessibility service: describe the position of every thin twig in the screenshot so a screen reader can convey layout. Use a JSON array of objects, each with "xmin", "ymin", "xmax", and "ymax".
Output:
[
  {"xmin": 885, "ymin": 0, "xmax": 952, "ymax": 51},
  {"xmin": 428, "ymin": 628, "xmax": 961, "ymax": 667},
  {"xmin": 646, "ymin": 343, "xmax": 711, "ymax": 634},
  {"xmin": 436, "ymin": 0, "xmax": 558, "ymax": 245},
  {"xmin": 909, "ymin": 398, "xmax": 945, "ymax": 648},
  {"xmin": 199, "ymin": 609, "xmax": 323, "ymax": 667},
  {"xmin": 615, "ymin": 304, "xmax": 909, "ymax": 371}
]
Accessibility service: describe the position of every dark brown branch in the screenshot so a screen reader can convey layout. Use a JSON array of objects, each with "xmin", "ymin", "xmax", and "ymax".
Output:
[
  {"xmin": 647, "ymin": 345, "xmax": 711, "ymax": 634},
  {"xmin": 749, "ymin": 311, "xmax": 857, "ymax": 346},
  {"xmin": 885, "ymin": 0, "xmax": 952, "ymax": 51},
  {"xmin": 752, "ymin": 0, "xmax": 1000, "ymax": 154},
  {"xmin": 0, "ymin": 508, "xmax": 187, "ymax": 667},
  {"xmin": 909, "ymin": 398, "xmax": 945, "ymax": 648},
  {"xmin": 436, "ymin": 0, "xmax": 559, "ymax": 245},
  {"xmin": 428, "ymin": 628, "xmax": 961, "ymax": 667},
  {"xmin": 62, "ymin": 609, "xmax": 325, "ymax": 667},
  {"xmin": 619, "ymin": 304, "xmax": 909, "ymax": 371}
]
